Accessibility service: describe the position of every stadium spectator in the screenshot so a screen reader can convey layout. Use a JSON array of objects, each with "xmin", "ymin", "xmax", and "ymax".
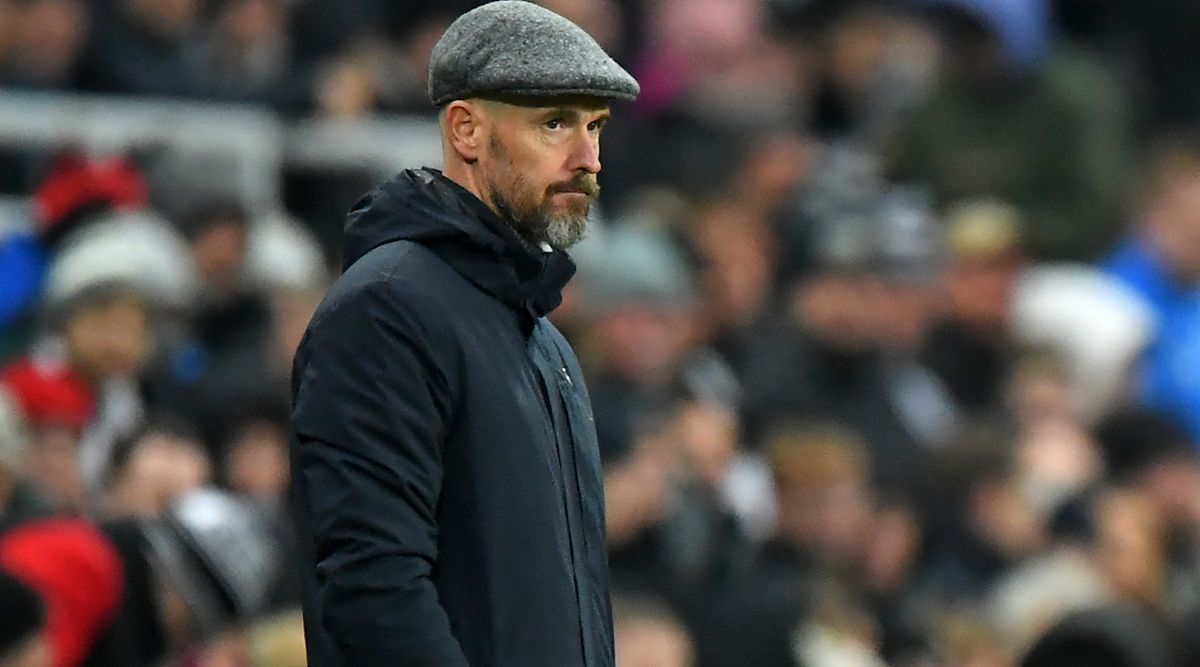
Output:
[
  {"xmin": 1, "ymin": 0, "xmax": 88, "ymax": 90},
  {"xmin": 1106, "ymin": 134, "xmax": 1200, "ymax": 441},
  {"xmin": 99, "ymin": 420, "xmax": 211, "ymax": 520},
  {"xmin": 922, "ymin": 199, "xmax": 1026, "ymax": 417}
]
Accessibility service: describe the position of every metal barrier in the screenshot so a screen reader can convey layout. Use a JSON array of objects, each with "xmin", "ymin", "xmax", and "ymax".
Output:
[
  {"xmin": 0, "ymin": 89, "xmax": 442, "ymax": 215},
  {"xmin": 0, "ymin": 196, "xmax": 30, "ymax": 235}
]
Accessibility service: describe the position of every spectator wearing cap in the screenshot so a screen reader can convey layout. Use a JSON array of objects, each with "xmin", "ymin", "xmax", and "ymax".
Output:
[
  {"xmin": 1, "ymin": 281, "xmax": 154, "ymax": 513},
  {"xmin": 0, "ymin": 152, "xmax": 148, "ymax": 356},
  {"xmin": 738, "ymin": 182, "xmax": 930, "ymax": 490},
  {"xmin": 10, "ymin": 156, "xmax": 193, "ymax": 505},
  {"xmin": 0, "ymin": 341, "xmax": 95, "ymax": 518},
  {"xmin": 922, "ymin": 199, "xmax": 1026, "ymax": 417},
  {"xmin": 575, "ymin": 221, "xmax": 697, "ymax": 462},
  {"xmin": 1010, "ymin": 265, "xmax": 1155, "ymax": 424},
  {"xmin": 737, "ymin": 180, "xmax": 878, "ymax": 446},
  {"xmin": 289, "ymin": 2, "xmax": 638, "ymax": 665},
  {"xmin": 0, "ymin": 154, "xmax": 191, "ymax": 509},
  {"xmin": 866, "ymin": 186, "xmax": 958, "ymax": 450}
]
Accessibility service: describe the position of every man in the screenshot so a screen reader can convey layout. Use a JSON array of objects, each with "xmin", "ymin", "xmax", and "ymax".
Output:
[
  {"xmin": 921, "ymin": 199, "xmax": 1026, "ymax": 417},
  {"xmin": 289, "ymin": 2, "xmax": 639, "ymax": 666},
  {"xmin": 1105, "ymin": 134, "xmax": 1200, "ymax": 441}
]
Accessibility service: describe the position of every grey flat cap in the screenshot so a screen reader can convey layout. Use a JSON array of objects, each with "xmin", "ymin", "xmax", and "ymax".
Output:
[{"xmin": 428, "ymin": 0, "xmax": 640, "ymax": 106}]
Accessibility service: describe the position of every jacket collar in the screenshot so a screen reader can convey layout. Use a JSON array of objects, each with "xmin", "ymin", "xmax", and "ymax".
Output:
[{"xmin": 342, "ymin": 168, "xmax": 576, "ymax": 333}]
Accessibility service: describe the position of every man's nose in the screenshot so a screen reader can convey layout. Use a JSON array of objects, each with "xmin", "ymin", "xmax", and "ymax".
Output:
[{"xmin": 569, "ymin": 133, "xmax": 601, "ymax": 174}]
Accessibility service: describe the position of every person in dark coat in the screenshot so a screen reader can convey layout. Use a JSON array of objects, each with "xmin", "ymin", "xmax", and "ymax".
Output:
[
  {"xmin": 0, "ymin": 568, "xmax": 50, "ymax": 667},
  {"xmin": 288, "ymin": 2, "xmax": 640, "ymax": 666}
]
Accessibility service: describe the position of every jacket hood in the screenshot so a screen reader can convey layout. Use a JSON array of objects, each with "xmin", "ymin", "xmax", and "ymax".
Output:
[{"xmin": 342, "ymin": 168, "xmax": 576, "ymax": 322}]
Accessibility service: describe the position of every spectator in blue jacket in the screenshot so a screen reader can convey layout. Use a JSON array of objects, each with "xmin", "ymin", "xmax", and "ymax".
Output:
[{"xmin": 1105, "ymin": 134, "xmax": 1200, "ymax": 441}]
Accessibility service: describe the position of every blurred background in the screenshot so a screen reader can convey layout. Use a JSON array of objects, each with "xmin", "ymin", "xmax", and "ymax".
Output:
[{"xmin": 2, "ymin": 0, "xmax": 1200, "ymax": 665}]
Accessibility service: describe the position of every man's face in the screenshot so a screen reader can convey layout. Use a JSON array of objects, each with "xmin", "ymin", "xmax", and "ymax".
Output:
[
  {"xmin": 793, "ymin": 273, "xmax": 875, "ymax": 350},
  {"xmin": 191, "ymin": 219, "xmax": 246, "ymax": 295},
  {"xmin": 945, "ymin": 253, "xmax": 1022, "ymax": 333},
  {"xmin": 63, "ymin": 296, "xmax": 150, "ymax": 381},
  {"xmin": 1147, "ymin": 172, "xmax": 1200, "ymax": 284},
  {"xmin": 614, "ymin": 620, "xmax": 693, "ymax": 667},
  {"xmin": 476, "ymin": 97, "xmax": 610, "ymax": 250},
  {"xmin": 0, "ymin": 634, "xmax": 52, "ymax": 667},
  {"xmin": 28, "ymin": 425, "xmax": 85, "ymax": 515},
  {"xmin": 866, "ymin": 278, "xmax": 938, "ymax": 353},
  {"xmin": 777, "ymin": 476, "xmax": 873, "ymax": 565},
  {"xmin": 127, "ymin": 0, "xmax": 199, "ymax": 40},
  {"xmin": 110, "ymin": 433, "xmax": 211, "ymax": 518}
]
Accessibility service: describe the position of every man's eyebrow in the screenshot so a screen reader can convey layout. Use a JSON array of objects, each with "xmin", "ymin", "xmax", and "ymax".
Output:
[
  {"xmin": 543, "ymin": 107, "xmax": 584, "ymax": 121},
  {"xmin": 539, "ymin": 108, "xmax": 611, "ymax": 122}
]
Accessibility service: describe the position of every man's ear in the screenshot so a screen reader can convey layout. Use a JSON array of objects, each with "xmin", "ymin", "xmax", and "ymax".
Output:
[{"xmin": 444, "ymin": 100, "xmax": 485, "ymax": 163}]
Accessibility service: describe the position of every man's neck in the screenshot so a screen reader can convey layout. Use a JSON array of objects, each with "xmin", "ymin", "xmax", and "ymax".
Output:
[
  {"xmin": 440, "ymin": 162, "xmax": 547, "ymax": 253},
  {"xmin": 442, "ymin": 162, "xmax": 496, "ymax": 218}
]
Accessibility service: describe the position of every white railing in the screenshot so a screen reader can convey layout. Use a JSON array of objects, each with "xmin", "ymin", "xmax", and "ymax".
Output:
[
  {"xmin": 0, "ymin": 89, "xmax": 442, "ymax": 216},
  {"xmin": 0, "ymin": 196, "xmax": 30, "ymax": 235}
]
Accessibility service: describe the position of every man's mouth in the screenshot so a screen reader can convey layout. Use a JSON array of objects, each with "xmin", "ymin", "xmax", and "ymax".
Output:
[{"xmin": 550, "ymin": 181, "xmax": 600, "ymax": 198}]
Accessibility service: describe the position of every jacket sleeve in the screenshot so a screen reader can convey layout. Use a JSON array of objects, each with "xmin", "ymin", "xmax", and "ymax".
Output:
[{"xmin": 291, "ymin": 280, "xmax": 468, "ymax": 667}]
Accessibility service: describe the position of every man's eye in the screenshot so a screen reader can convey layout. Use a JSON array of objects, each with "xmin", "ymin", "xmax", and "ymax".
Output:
[{"xmin": 545, "ymin": 118, "xmax": 562, "ymax": 130}]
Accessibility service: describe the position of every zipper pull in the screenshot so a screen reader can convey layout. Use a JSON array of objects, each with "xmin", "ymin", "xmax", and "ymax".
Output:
[{"xmin": 559, "ymin": 367, "xmax": 573, "ymax": 387}]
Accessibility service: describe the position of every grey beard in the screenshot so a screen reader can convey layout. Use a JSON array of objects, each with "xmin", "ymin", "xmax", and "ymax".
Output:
[
  {"xmin": 542, "ymin": 213, "xmax": 589, "ymax": 250},
  {"xmin": 490, "ymin": 188, "xmax": 589, "ymax": 251}
]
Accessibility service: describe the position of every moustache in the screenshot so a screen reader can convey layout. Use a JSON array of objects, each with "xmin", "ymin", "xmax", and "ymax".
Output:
[{"xmin": 548, "ymin": 179, "xmax": 600, "ymax": 198}]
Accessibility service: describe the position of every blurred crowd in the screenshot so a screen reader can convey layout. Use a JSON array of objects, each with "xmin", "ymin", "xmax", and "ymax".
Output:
[{"xmin": 4, "ymin": 0, "xmax": 1200, "ymax": 666}]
